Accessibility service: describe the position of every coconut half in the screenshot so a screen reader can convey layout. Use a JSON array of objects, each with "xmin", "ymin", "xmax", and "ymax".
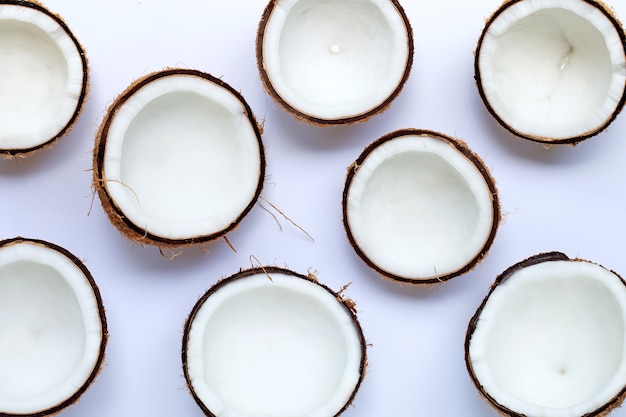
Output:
[
  {"xmin": 93, "ymin": 69, "xmax": 265, "ymax": 249},
  {"xmin": 343, "ymin": 129, "xmax": 500, "ymax": 284},
  {"xmin": 0, "ymin": 237, "xmax": 107, "ymax": 416},
  {"xmin": 256, "ymin": 0, "xmax": 413, "ymax": 125},
  {"xmin": 182, "ymin": 267, "xmax": 366, "ymax": 417},
  {"xmin": 466, "ymin": 252, "xmax": 626, "ymax": 417},
  {"xmin": 0, "ymin": 0, "xmax": 88, "ymax": 157},
  {"xmin": 475, "ymin": 0, "xmax": 626, "ymax": 144}
]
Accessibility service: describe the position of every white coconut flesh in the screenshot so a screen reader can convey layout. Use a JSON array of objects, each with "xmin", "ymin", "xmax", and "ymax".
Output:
[
  {"xmin": 477, "ymin": 0, "xmax": 626, "ymax": 141},
  {"xmin": 0, "ymin": 240, "xmax": 104, "ymax": 415},
  {"xmin": 184, "ymin": 270, "xmax": 364, "ymax": 417},
  {"xmin": 468, "ymin": 259, "xmax": 626, "ymax": 417},
  {"xmin": 0, "ymin": 3, "xmax": 85, "ymax": 151},
  {"xmin": 260, "ymin": 0, "xmax": 411, "ymax": 121},
  {"xmin": 102, "ymin": 73, "xmax": 263, "ymax": 241},
  {"xmin": 345, "ymin": 133, "xmax": 496, "ymax": 281}
]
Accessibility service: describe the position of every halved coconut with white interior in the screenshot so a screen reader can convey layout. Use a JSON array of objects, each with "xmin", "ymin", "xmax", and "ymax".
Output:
[
  {"xmin": 475, "ymin": 0, "xmax": 626, "ymax": 144},
  {"xmin": 93, "ymin": 69, "xmax": 265, "ymax": 249},
  {"xmin": 182, "ymin": 267, "xmax": 366, "ymax": 417},
  {"xmin": 465, "ymin": 252, "xmax": 626, "ymax": 417},
  {"xmin": 343, "ymin": 129, "xmax": 500, "ymax": 284},
  {"xmin": 0, "ymin": 237, "xmax": 107, "ymax": 416},
  {"xmin": 0, "ymin": 1, "xmax": 88, "ymax": 157},
  {"xmin": 256, "ymin": 0, "xmax": 413, "ymax": 125}
]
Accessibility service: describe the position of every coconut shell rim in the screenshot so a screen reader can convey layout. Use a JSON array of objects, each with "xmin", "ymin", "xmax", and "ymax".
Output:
[
  {"xmin": 0, "ymin": 0, "xmax": 90, "ymax": 158},
  {"xmin": 92, "ymin": 68, "xmax": 266, "ymax": 249},
  {"xmin": 0, "ymin": 236, "xmax": 108, "ymax": 417},
  {"xmin": 255, "ymin": 0, "xmax": 415, "ymax": 126},
  {"xmin": 464, "ymin": 251, "xmax": 626, "ymax": 417},
  {"xmin": 342, "ymin": 128, "xmax": 501, "ymax": 285},
  {"xmin": 181, "ymin": 266, "xmax": 368, "ymax": 417},
  {"xmin": 474, "ymin": 0, "xmax": 626, "ymax": 145}
]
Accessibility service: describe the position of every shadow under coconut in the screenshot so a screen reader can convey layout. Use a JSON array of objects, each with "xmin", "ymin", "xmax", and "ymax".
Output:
[
  {"xmin": 101, "ymin": 195, "xmax": 276, "ymax": 278},
  {"xmin": 475, "ymin": 101, "xmax": 613, "ymax": 167},
  {"xmin": 0, "ymin": 152, "xmax": 47, "ymax": 176},
  {"xmin": 90, "ymin": 217, "xmax": 227, "ymax": 277},
  {"xmin": 264, "ymin": 101, "xmax": 396, "ymax": 154},
  {"xmin": 0, "ymin": 133, "xmax": 81, "ymax": 177},
  {"xmin": 340, "ymin": 240, "xmax": 485, "ymax": 302},
  {"xmin": 0, "ymin": 95, "xmax": 98, "ymax": 177}
]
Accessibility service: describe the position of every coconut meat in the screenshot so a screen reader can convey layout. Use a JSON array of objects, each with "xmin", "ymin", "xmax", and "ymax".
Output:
[
  {"xmin": 468, "ymin": 260, "xmax": 626, "ymax": 416},
  {"xmin": 478, "ymin": 0, "xmax": 626, "ymax": 140},
  {"xmin": 0, "ymin": 242, "xmax": 103, "ymax": 414},
  {"xmin": 261, "ymin": 0, "xmax": 410, "ymax": 120},
  {"xmin": 0, "ymin": 4, "xmax": 85, "ymax": 150},
  {"xmin": 103, "ymin": 74, "xmax": 262, "ymax": 241},
  {"xmin": 185, "ymin": 271, "xmax": 363, "ymax": 417},
  {"xmin": 346, "ymin": 135, "xmax": 495, "ymax": 280}
]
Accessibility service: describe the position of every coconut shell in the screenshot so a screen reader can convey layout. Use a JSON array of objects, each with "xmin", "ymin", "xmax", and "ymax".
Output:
[
  {"xmin": 342, "ymin": 128, "xmax": 501, "ymax": 285},
  {"xmin": 474, "ymin": 0, "xmax": 626, "ymax": 145},
  {"xmin": 0, "ymin": 0, "xmax": 89, "ymax": 158},
  {"xmin": 465, "ymin": 252, "xmax": 626, "ymax": 417},
  {"xmin": 0, "ymin": 237, "xmax": 108, "ymax": 417},
  {"xmin": 92, "ymin": 68, "xmax": 266, "ymax": 250},
  {"xmin": 181, "ymin": 266, "xmax": 368, "ymax": 417},
  {"xmin": 255, "ymin": 0, "xmax": 414, "ymax": 126}
]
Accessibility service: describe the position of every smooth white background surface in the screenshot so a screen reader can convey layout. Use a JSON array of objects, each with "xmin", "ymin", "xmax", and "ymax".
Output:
[{"xmin": 1, "ymin": 0, "xmax": 626, "ymax": 416}]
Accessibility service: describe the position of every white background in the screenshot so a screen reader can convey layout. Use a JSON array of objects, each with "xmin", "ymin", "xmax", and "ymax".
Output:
[{"xmin": 2, "ymin": 0, "xmax": 626, "ymax": 416}]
